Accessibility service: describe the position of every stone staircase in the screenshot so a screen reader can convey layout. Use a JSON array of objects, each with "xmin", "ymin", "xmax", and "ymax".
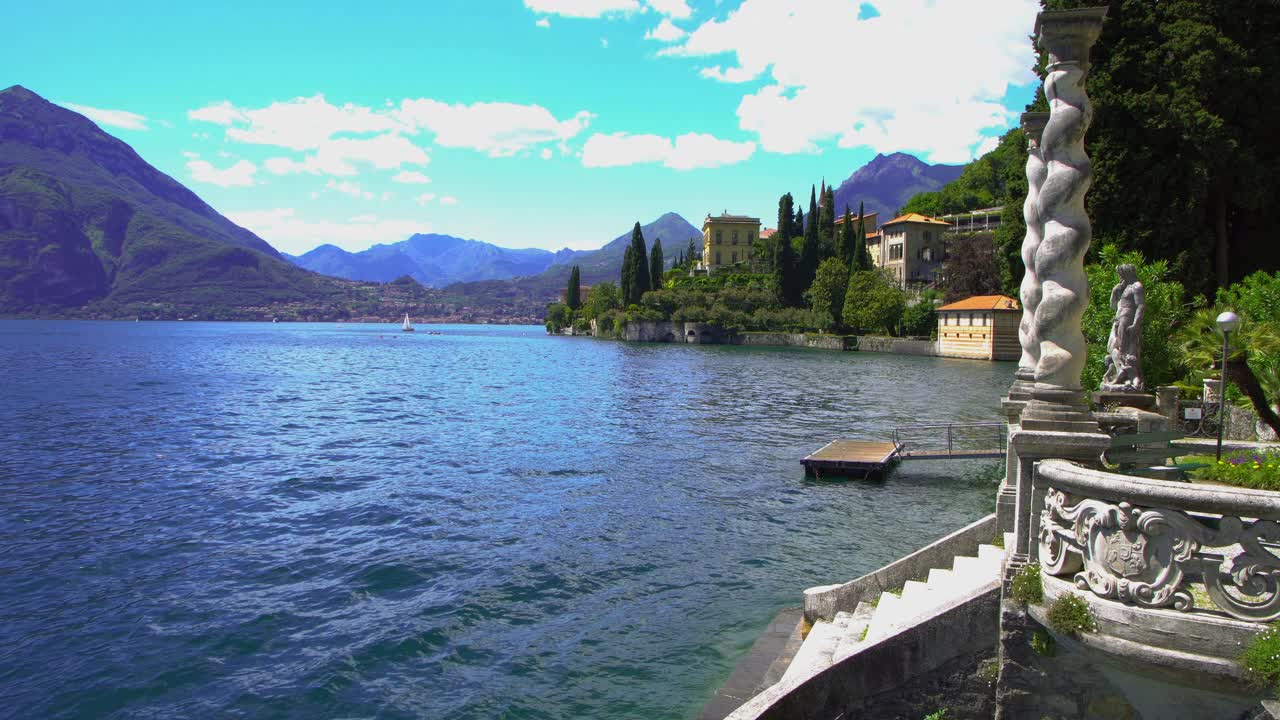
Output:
[{"xmin": 781, "ymin": 534, "xmax": 1011, "ymax": 683}]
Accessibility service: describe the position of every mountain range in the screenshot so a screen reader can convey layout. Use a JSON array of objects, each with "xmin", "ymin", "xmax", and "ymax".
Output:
[{"xmin": 0, "ymin": 83, "xmax": 972, "ymax": 320}]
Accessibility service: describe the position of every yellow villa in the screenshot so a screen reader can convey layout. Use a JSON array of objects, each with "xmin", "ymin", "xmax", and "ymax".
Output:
[
  {"xmin": 878, "ymin": 212, "xmax": 950, "ymax": 288},
  {"xmin": 936, "ymin": 294, "xmax": 1021, "ymax": 361},
  {"xmin": 702, "ymin": 212, "xmax": 760, "ymax": 270}
]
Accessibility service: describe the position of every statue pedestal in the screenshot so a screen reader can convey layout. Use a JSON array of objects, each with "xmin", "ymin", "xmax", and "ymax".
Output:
[{"xmin": 1091, "ymin": 390, "xmax": 1156, "ymax": 411}]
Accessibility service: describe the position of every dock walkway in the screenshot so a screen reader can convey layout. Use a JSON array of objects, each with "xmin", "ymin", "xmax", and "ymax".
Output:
[
  {"xmin": 801, "ymin": 440, "xmax": 902, "ymax": 479},
  {"xmin": 802, "ymin": 422, "xmax": 1007, "ymax": 479}
]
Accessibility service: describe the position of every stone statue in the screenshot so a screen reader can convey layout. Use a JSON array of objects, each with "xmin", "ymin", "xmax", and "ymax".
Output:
[{"xmin": 1101, "ymin": 263, "xmax": 1145, "ymax": 392}]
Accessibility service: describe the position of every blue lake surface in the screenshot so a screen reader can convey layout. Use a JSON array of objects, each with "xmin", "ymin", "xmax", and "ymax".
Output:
[{"xmin": 0, "ymin": 321, "xmax": 1013, "ymax": 719}]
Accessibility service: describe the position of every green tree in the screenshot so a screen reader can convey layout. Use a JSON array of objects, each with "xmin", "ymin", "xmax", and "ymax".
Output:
[
  {"xmin": 544, "ymin": 302, "xmax": 571, "ymax": 333},
  {"xmin": 942, "ymin": 232, "xmax": 1004, "ymax": 302},
  {"xmin": 902, "ymin": 290, "xmax": 941, "ymax": 338},
  {"xmin": 854, "ymin": 201, "xmax": 872, "ymax": 272},
  {"xmin": 620, "ymin": 244, "xmax": 635, "ymax": 306},
  {"xmin": 650, "ymin": 237, "xmax": 664, "ymax": 290},
  {"xmin": 624, "ymin": 221, "xmax": 650, "ymax": 305},
  {"xmin": 565, "ymin": 265, "xmax": 581, "ymax": 311},
  {"xmin": 581, "ymin": 281, "xmax": 621, "ymax": 320},
  {"xmin": 843, "ymin": 270, "xmax": 906, "ymax": 335},
  {"xmin": 818, "ymin": 183, "xmax": 836, "ymax": 257},
  {"xmin": 776, "ymin": 192, "xmax": 795, "ymax": 240},
  {"xmin": 800, "ymin": 186, "xmax": 821, "ymax": 293},
  {"xmin": 1041, "ymin": 0, "xmax": 1280, "ymax": 295},
  {"xmin": 687, "ymin": 237, "xmax": 699, "ymax": 267},
  {"xmin": 838, "ymin": 205, "xmax": 855, "ymax": 265},
  {"xmin": 806, "ymin": 257, "xmax": 850, "ymax": 330}
]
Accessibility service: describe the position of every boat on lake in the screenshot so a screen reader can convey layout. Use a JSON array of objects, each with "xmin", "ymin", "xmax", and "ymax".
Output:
[{"xmin": 402, "ymin": 314, "xmax": 415, "ymax": 332}]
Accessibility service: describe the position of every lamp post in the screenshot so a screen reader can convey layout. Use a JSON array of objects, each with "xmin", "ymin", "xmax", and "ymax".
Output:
[{"xmin": 1216, "ymin": 311, "xmax": 1241, "ymax": 461}]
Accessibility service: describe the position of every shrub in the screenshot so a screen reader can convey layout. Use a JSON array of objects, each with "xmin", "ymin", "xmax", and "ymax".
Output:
[
  {"xmin": 1010, "ymin": 563, "xmax": 1043, "ymax": 605},
  {"xmin": 1030, "ymin": 629, "xmax": 1056, "ymax": 657},
  {"xmin": 1046, "ymin": 593, "xmax": 1095, "ymax": 635},
  {"xmin": 922, "ymin": 710, "xmax": 948, "ymax": 720},
  {"xmin": 1240, "ymin": 622, "xmax": 1280, "ymax": 695},
  {"xmin": 1198, "ymin": 450, "xmax": 1280, "ymax": 491}
]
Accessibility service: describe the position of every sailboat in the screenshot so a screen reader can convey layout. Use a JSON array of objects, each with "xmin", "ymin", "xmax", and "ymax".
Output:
[{"xmin": 401, "ymin": 313, "xmax": 415, "ymax": 332}]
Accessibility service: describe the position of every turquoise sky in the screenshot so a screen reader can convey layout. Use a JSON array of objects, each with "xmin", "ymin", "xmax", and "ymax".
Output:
[{"xmin": 5, "ymin": 0, "xmax": 1041, "ymax": 254}]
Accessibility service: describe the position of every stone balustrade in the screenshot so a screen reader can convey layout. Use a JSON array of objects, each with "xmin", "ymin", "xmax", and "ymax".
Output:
[{"xmin": 1036, "ymin": 459, "xmax": 1280, "ymax": 622}]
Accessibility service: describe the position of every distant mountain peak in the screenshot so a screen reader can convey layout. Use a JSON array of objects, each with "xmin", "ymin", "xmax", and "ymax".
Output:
[{"xmin": 832, "ymin": 152, "xmax": 963, "ymax": 222}]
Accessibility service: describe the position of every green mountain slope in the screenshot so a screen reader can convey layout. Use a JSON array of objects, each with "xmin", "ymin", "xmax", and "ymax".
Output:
[{"xmin": 0, "ymin": 85, "xmax": 342, "ymax": 313}]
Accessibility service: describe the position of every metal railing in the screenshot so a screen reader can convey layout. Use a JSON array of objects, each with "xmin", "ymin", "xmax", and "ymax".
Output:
[{"xmin": 891, "ymin": 422, "xmax": 1007, "ymax": 458}]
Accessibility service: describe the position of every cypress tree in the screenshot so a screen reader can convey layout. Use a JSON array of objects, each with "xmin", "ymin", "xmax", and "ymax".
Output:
[
  {"xmin": 621, "ymin": 245, "xmax": 634, "ymax": 306},
  {"xmin": 819, "ymin": 184, "xmax": 836, "ymax": 258},
  {"xmin": 776, "ymin": 192, "xmax": 795, "ymax": 240},
  {"xmin": 839, "ymin": 204, "xmax": 855, "ymax": 265},
  {"xmin": 800, "ymin": 186, "xmax": 820, "ymax": 293},
  {"xmin": 627, "ymin": 222, "xmax": 650, "ymax": 305},
  {"xmin": 566, "ymin": 265, "xmax": 581, "ymax": 310},
  {"xmin": 854, "ymin": 201, "xmax": 872, "ymax": 271},
  {"xmin": 650, "ymin": 237, "xmax": 664, "ymax": 290},
  {"xmin": 687, "ymin": 237, "xmax": 698, "ymax": 267}
]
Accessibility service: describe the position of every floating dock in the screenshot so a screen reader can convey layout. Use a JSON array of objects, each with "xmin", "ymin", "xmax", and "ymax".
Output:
[{"xmin": 801, "ymin": 440, "xmax": 902, "ymax": 480}]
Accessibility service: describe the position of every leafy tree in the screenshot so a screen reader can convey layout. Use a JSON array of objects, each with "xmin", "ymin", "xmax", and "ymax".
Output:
[
  {"xmin": 901, "ymin": 293, "xmax": 940, "ymax": 338},
  {"xmin": 942, "ymin": 231, "xmax": 1004, "ymax": 301},
  {"xmin": 687, "ymin": 237, "xmax": 699, "ymax": 267},
  {"xmin": 544, "ymin": 302, "xmax": 571, "ymax": 333},
  {"xmin": 565, "ymin": 265, "xmax": 581, "ymax": 310},
  {"xmin": 650, "ymin": 238, "xmax": 664, "ymax": 291},
  {"xmin": 843, "ymin": 270, "xmax": 906, "ymax": 335},
  {"xmin": 1177, "ymin": 308, "xmax": 1280, "ymax": 436},
  {"xmin": 1040, "ymin": 0, "xmax": 1280, "ymax": 295},
  {"xmin": 581, "ymin": 281, "xmax": 621, "ymax": 320},
  {"xmin": 805, "ymin": 257, "xmax": 850, "ymax": 330}
]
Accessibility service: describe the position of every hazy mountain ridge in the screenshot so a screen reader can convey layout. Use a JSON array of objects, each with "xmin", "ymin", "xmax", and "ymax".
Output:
[{"xmin": 288, "ymin": 233, "xmax": 579, "ymax": 287}]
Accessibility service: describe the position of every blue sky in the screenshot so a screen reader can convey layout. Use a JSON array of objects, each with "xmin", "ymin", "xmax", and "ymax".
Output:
[{"xmin": 5, "ymin": 0, "xmax": 1040, "ymax": 255}]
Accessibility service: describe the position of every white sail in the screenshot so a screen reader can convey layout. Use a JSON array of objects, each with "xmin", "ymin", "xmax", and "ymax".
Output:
[{"xmin": 402, "ymin": 313, "xmax": 413, "ymax": 331}]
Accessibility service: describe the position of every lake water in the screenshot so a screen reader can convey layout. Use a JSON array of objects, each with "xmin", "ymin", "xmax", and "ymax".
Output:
[{"xmin": 0, "ymin": 321, "xmax": 1013, "ymax": 719}]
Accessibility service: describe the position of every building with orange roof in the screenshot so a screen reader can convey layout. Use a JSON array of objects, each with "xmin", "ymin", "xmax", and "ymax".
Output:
[
  {"xmin": 936, "ymin": 294, "xmax": 1021, "ymax": 360},
  {"xmin": 879, "ymin": 212, "xmax": 951, "ymax": 288}
]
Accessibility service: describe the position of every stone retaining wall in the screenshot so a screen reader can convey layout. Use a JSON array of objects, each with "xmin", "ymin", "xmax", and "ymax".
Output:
[{"xmin": 854, "ymin": 335, "xmax": 938, "ymax": 356}]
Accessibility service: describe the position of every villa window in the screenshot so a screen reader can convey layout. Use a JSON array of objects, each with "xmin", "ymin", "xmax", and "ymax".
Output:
[
  {"xmin": 715, "ymin": 251, "xmax": 722, "ymax": 264},
  {"xmin": 731, "ymin": 251, "xmax": 738, "ymax": 263},
  {"xmin": 732, "ymin": 230, "xmax": 738, "ymax": 245},
  {"xmin": 748, "ymin": 232, "xmax": 754, "ymax": 243},
  {"xmin": 716, "ymin": 230, "xmax": 723, "ymax": 244}
]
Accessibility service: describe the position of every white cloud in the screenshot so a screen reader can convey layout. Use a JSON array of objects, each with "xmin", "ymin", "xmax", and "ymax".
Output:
[
  {"xmin": 581, "ymin": 131, "xmax": 755, "ymax": 169},
  {"xmin": 662, "ymin": 0, "xmax": 1039, "ymax": 162},
  {"xmin": 541, "ymin": 148, "xmax": 553, "ymax": 160},
  {"xmin": 263, "ymin": 134, "xmax": 429, "ymax": 177},
  {"xmin": 440, "ymin": 196, "xmax": 459, "ymax": 206},
  {"xmin": 646, "ymin": 0, "xmax": 691, "ymax": 19},
  {"xmin": 397, "ymin": 99, "xmax": 592, "ymax": 157},
  {"xmin": 536, "ymin": 18, "xmax": 551, "ymax": 27},
  {"xmin": 186, "ymin": 158, "xmax": 257, "ymax": 187},
  {"xmin": 187, "ymin": 100, "xmax": 245, "ymax": 126},
  {"xmin": 973, "ymin": 135, "xmax": 1001, "ymax": 158},
  {"xmin": 523, "ymin": 0, "xmax": 640, "ymax": 18},
  {"xmin": 59, "ymin": 102, "xmax": 148, "ymax": 131},
  {"xmin": 182, "ymin": 151, "xmax": 199, "ymax": 159},
  {"xmin": 225, "ymin": 207, "xmax": 428, "ymax": 255},
  {"xmin": 415, "ymin": 192, "xmax": 437, "ymax": 205},
  {"xmin": 350, "ymin": 214, "xmax": 379, "ymax": 223},
  {"xmin": 646, "ymin": 18, "xmax": 687, "ymax": 42},
  {"xmin": 325, "ymin": 179, "xmax": 374, "ymax": 200},
  {"xmin": 393, "ymin": 170, "xmax": 432, "ymax": 184}
]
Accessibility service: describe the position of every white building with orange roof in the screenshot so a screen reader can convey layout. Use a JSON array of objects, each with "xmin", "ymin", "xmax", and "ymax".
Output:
[
  {"xmin": 878, "ymin": 212, "xmax": 951, "ymax": 287},
  {"xmin": 936, "ymin": 294, "xmax": 1021, "ymax": 361}
]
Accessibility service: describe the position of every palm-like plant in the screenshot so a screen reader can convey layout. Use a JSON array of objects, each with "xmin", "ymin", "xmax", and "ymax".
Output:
[{"xmin": 1176, "ymin": 307, "xmax": 1280, "ymax": 435}]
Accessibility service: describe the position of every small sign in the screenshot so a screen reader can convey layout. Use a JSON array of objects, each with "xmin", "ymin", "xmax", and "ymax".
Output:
[{"xmin": 1184, "ymin": 407, "xmax": 1203, "ymax": 420}]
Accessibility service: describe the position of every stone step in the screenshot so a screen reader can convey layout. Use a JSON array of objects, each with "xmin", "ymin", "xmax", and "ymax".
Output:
[
  {"xmin": 977, "ymin": 543, "xmax": 1006, "ymax": 563},
  {"xmin": 927, "ymin": 567, "xmax": 954, "ymax": 586},
  {"xmin": 831, "ymin": 600, "xmax": 877, "ymax": 663},
  {"xmin": 781, "ymin": 610, "xmax": 857, "ymax": 683}
]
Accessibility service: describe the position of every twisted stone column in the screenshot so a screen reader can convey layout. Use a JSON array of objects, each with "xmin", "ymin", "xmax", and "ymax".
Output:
[
  {"xmin": 1021, "ymin": 7, "xmax": 1107, "ymax": 432},
  {"xmin": 1010, "ymin": 112, "xmax": 1050, "ymax": 402}
]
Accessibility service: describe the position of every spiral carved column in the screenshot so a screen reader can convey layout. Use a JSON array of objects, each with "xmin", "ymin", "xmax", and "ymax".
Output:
[
  {"xmin": 1021, "ymin": 7, "xmax": 1107, "ymax": 433},
  {"xmin": 1010, "ymin": 112, "xmax": 1050, "ymax": 402}
]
